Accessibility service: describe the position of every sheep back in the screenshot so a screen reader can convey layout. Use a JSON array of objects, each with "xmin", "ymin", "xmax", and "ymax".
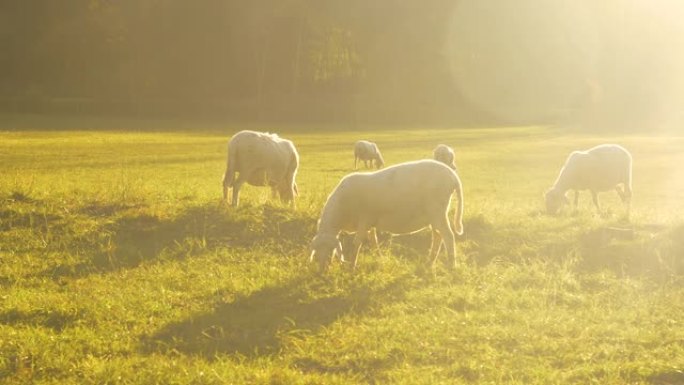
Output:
[
  {"xmin": 321, "ymin": 159, "xmax": 461, "ymax": 235},
  {"xmin": 228, "ymin": 130, "xmax": 298, "ymax": 187},
  {"xmin": 554, "ymin": 144, "xmax": 632, "ymax": 192}
]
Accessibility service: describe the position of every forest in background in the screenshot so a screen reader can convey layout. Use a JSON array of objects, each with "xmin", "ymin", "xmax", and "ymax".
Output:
[{"xmin": 2, "ymin": 0, "xmax": 683, "ymax": 128}]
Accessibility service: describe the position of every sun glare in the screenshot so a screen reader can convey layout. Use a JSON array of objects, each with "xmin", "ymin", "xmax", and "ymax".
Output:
[
  {"xmin": 447, "ymin": 0, "xmax": 684, "ymax": 131},
  {"xmin": 1, "ymin": 2, "xmax": 683, "ymax": 384}
]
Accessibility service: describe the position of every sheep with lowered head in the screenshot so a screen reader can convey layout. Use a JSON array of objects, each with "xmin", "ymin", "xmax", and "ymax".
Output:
[
  {"xmin": 222, "ymin": 130, "xmax": 299, "ymax": 206},
  {"xmin": 433, "ymin": 144, "xmax": 457, "ymax": 171},
  {"xmin": 545, "ymin": 144, "xmax": 632, "ymax": 215},
  {"xmin": 354, "ymin": 140, "xmax": 384, "ymax": 169},
  {"xmin": 310, "ymin": 159, "xmax": 464, "ymax": 271}
]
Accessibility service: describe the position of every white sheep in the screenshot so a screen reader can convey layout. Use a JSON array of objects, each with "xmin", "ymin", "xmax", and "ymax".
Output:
[
  {"xmin": 433, "ymin": 144, "xmax": 457, "ymax": 171},
  {"xmin": 354, "ymin": 140, "xmax": 385, "ymax": 169},
  {"xmin": 309, "ymin": 159, "xmax": 464, "ymax": 271},
  {"xmin": 545, "ymin": 144, "xmax": 632, "ymax": 215},
  {"xmin": 222, "ymin": 130, "xmax": 299, "ymax": 206}
]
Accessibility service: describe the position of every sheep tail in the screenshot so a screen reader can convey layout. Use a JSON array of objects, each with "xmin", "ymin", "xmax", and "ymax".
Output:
[{"xmin": 453, "ymin": 174, "xmax": 464, "ymax": 236}]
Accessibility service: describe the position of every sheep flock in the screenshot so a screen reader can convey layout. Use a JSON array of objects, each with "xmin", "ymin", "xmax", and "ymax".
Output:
[{"xmin": 222, "ymin": 130, "xmax": 633, "ymax": 272}]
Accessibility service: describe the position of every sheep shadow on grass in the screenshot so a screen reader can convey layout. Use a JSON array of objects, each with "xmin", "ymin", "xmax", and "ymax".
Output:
[
  {"xmin": 373, "ymin": 212, "xmax": 499, "ymax": 268},
  {"xmin": 141, "ymin": 273, "xmax": 411, "ymax": 359},
  {"xmin": 573, "ymin": 223, "xmax": 684, "ymax": 278},
  {"xmin": 648, "ymin": 370, "xmax": 684, "ymax": 385},
  {"xmin": 40, "ymin": 202, "xmax": 316, "ymax": 280},
  {"xmin": 0, "ymin": 308, "xmax": 84, "ymax": 332},
  {"xmin": 537, "ymin": 220, "xmax": 684, "ymax": 278}
]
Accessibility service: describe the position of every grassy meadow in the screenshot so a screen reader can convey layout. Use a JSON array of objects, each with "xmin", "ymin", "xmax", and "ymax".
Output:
[{"xmin": 0, "ymin": 122, "xmax": 683, "ymax": 384}]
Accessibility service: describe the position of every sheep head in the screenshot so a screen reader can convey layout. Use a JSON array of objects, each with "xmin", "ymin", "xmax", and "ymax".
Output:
[
  {"xmin": 374, "ymin": 156, "xmax": 385, "ymax": 169},
  {"xmin": 544, "ymin": 188, "xmax": 568, "ymax": 214},
  {"xmin": 309, "ymin": 233, "xmax": 344, "ymax": 271},
  {"xmin": 277, "ymin": 182, "xmax": 296, "ymax": 203}
]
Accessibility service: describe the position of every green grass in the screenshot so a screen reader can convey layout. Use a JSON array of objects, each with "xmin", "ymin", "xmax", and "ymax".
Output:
[{"xmin": 0, "ymin": 122, "xmax": 683, "ymax": 384}]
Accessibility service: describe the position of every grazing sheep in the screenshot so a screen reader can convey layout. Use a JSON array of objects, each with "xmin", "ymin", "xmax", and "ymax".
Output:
[
  {"xmin": 310, "ymin": 159, "xmax": 464, "ymax": 271},
  {"xmin": 545, "ymin": 144, "xmax": 632, "ymax": 215},
  {"xmin": 354, "ymin": 140, "xmax": 384, "ymax": 169},
  {"xmin": 222, "ymin": 130, "xmax": 299, "ymax": 206},
  {"xmin": 433, "ymin": 144, "xmax": 457, "ymax": 171}
]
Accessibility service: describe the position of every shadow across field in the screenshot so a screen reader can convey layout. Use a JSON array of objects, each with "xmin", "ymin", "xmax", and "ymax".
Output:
[
  {"xmin": 574, "ymin": 223, "xmax": 684, "ymax": 277},
  {"xmin": 385, "ymin": 209, "xmax": 683, "ymax": 278},
  {"xmin": 0, "ymin": 206, "xmax": 60, "ymax": 233},
  {"xmin": 648, "ymin": 370, "xmax": 684, "ymax": 385},
  {"xmin": 0, "ymin": 308, "xmax": 84, "ymax": 332},
  {"xmin": 10, "ymin": 187, "xmax": 682, "ymax": 281},
  {"xmin": 384, "ymin": 212, "xmax": 502, "ymax": 267},
  {"xmin": 142, "ymin": 274, "xmax": 411, "ymax": 359},
  {"xmin": 40, "ymin": 202, "xmax": 316, "ymax": 280}
]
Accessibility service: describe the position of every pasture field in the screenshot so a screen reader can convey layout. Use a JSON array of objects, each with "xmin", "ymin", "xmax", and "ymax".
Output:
[{"xmin": 0, "ymin": 122, "xmax": 683, "ymax": 384}]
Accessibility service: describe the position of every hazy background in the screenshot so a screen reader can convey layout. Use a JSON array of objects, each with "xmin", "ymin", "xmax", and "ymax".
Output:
[{"xmin": 2, "ymin": 0, "xmax": 684, "ymax": 130}]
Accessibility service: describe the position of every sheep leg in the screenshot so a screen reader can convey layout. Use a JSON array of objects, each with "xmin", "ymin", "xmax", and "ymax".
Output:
[
  {"xmin": 280, "ymin": 166, "xmax": 294, "ymax": 205},
  {"xmin": 615, "ymin": 185, "xmax": 628, "ymax": 203},
  {"xmin": 617, "ymin": 184, "xmax": 632, "ymax": 218},
  {"xmin": 428, "ymin": 228, "xmax": 443, "ymax": 267},
  {"xmin": 354, "ymin": 157, "xmax": 358, "ymax": 170},
  {"xmin": 369, "ymin": 227, "xmax": 379, "ymax": 251},
  {"xmin": 432, "ymin": 215, "xmax": 456, "ymax": 269},
  {"xmin": 350, "ymin": 233, "xmax": 366, "ymax": 270},
  {"xmin": 590, "ymin": 190, "xmax": 601, "ymax": 212},
  {"xmin": 232, "ymin": 175, "xmax": 247, "ymax": 207},
  {"xmin": 625, "ymin": 184, "xmax": 632, "ymax": 217},
  {"xmin": 350, "ymin": 223, "xmax": 372, "ymax": 270},
  {"xmin": 573, "ymin": 190, "xmax": 580, "ymax": 208},
  {"xmin": 623, "ymin": 172, "xmax": 633, "ymax": 217},
  {"xmin": 222, "ymin": 171, "xmax": 232, "ymax": 201}
]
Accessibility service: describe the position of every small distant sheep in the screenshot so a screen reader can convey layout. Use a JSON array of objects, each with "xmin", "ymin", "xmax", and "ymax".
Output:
[
  {"xmin": 545, "ymin": 144, "xmax": 632, "ymax": 215},
  {"xmin": 433, "ymin": 144, "xmax": 457, "ymax": 171},
  {"xmin": 354, "ymin": 140, "xmax": 384, "ymax": 169},
  {"xmin": 222, "ymin": 130, "xmax": 299, "ymax": 206},
  {"xmin": 310, "ymin": 159, "xmax": 464, "ymax": 271}
]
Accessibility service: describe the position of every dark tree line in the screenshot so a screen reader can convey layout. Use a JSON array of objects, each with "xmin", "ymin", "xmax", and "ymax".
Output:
[{"xmin": 2, "ymin": 0, "xmax": 682, "ymax": 127}]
